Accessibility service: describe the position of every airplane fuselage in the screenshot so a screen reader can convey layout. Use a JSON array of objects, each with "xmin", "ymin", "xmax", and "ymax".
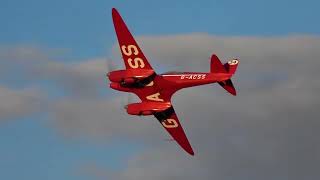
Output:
[
  {"xmin": 109, "ymin": 71, "xmax": 232, "ymax": 101},
  {"xmin": 160, "ymin": 72, "xmax": 232, "ymax": 89}
]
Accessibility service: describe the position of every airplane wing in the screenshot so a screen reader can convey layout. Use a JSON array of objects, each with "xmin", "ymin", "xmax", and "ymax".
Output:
[
  {"xmin": 154, "ymin": 106, "xmax": 194, "ymax": 155},
  {"xmin": 112, "ymin": 8, "xmax": 153, "ymax": 70}
]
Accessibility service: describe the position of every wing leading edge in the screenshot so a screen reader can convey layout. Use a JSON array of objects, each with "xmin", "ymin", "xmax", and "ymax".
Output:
[{"xmin": 154, "ymin": 106, "xmax": 194, "ymax": 155}]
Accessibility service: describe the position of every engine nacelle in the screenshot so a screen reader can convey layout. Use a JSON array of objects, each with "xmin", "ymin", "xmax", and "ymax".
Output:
[
  {"xmin": 110, "ymin": 82, "xmax": 132, "ymax": 92},
  {"xmin": 126, "ymin": 102, "xmax": 171, "ymax": 116},
  {"xmin": 107, "ymin": 69, "xmax": 154, "ymax": 83}
]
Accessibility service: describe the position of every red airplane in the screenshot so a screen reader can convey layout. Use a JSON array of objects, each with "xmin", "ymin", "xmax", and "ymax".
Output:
[{"xmin": 108, "ymin": 8, "xmax": 239, "ymax": 156}]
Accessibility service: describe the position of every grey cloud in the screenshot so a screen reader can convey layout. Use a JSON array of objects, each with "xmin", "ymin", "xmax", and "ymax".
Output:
[
  {"xmin": 0, "ymin": 45, "xmax": 111, "ymax": 121},
  {"xmin": 29, "ymin": 57, "xmax": 109, "ymax": 98},
  {"xmin": 41, "ymin": 59, "xmax": 108, "ymax": 98},
  {"xmin": 0, "ymin": 45, "xmax": 111, "ymax": 99},
  {"xmin": 50, "ymin": 95, "xmax": 166, "ymax": 140},
  {"xmin": 0, "ymin": 86, "xmax": 44, "ymax": 121}
]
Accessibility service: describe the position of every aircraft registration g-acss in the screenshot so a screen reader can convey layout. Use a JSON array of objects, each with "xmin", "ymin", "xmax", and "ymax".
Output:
[{"xmin": 108, "ymin": 8, "xmax": 239, "ymax": 155}]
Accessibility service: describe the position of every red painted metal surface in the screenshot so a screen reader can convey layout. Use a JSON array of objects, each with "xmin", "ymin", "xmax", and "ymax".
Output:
[
  {"xmin": 109, "ymin": 8, "xmax": 239, "ymax": 155},
  {"xmin": 126, "ymin": 102, "xmax": 171, "ymax": 115},
  {"xmin": 107, "ymin": 69, "xmax": 154, "ymax": 83}
]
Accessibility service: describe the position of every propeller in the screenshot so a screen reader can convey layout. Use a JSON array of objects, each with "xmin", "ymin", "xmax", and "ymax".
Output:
[
  {"xmin": 122, "ymin": 94, "xmax": 144, "ymax": 120},
  {"xmin": 106, "ymin": 58, "xmax": 119, "ymax": 77},
  {"xmin": 106, "ymin": 58, "xmax": 142, "ymax": 118},
  {"xmin": 122, "ymin": 93, "xmax": 136, "ymax": 110},
  {"xmin": 106, "ymin": 58, "xmax": 119, "ymax": 81}
]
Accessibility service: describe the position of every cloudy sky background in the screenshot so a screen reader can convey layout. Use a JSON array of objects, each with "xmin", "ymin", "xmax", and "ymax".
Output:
[{"xmin": 1, "ymin": 0, "xmax": 320, "ymax": 180}]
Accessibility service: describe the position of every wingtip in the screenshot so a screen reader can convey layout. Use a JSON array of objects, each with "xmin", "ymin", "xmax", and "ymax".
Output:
[
  {"xmin": 185, "ymin": 146, "xmax": 195, "ymax": 156},
  {"xmin": 112, "ymin": 8, "xmax": 118, "ymax": 15},
  {"xmin": 189, "ymin": 151, "xmax": 195, "ymax": 156},
  {"xmin": 230, "ymin": 90, "xmax": 237, "ymax": 96}
]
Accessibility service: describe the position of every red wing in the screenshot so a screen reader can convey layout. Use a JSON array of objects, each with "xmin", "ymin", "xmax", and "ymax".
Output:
[
  {"xmin": 112, "ymin": 8, "xmax": 153, "ymax": 70},
  {"xmin": 154, "ymin": 107, "xmax": 194, "ymax": 155}
]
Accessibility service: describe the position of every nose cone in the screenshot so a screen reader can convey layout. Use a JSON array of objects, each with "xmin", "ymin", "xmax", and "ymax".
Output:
[
  {"xmin": 110, "ymin": 82, "xmax": 119, "ymax": 90},
  {"xmin": 108, "ymin": 73, "xmax": 119, "ymax": 83},
  {"xmin": 107, "ymin": 72, "xmax": 113, "ymax": 82}
]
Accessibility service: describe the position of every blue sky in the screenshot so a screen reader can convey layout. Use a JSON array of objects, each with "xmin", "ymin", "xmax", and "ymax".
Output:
[
  {"xmin": 0, "ymin": 117, "xmax": 142, "ymax": 179},
  {"xmin": 0, "ymin": 0, "xmax": 319, "ymax": 179},
  {"xmin": 1, "ymin": 0, "xmax": 319, "ymax": 59}
]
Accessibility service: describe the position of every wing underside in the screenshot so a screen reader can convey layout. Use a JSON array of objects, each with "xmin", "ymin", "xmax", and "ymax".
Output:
[
  {"xmin": 112, "ymin": 8, "xmax": 153, "ymax": 70},
  {"xmin": 154, "ymin": 106, "xmax": 194, "ymax": 155}
]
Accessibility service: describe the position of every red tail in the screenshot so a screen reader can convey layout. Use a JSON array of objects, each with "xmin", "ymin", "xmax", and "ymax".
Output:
[
  {"xmin": 211, "ymin": 54, "xmax": 227, "ymax": 73},
  {"xmin": 210, "ymin": 54, "xmax": 239, "ymax": 96}
]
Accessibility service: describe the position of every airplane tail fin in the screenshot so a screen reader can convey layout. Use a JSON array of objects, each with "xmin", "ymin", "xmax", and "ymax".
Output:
[
  {"xmin": 210, "ymin": 54, "xmax": 227, "ymax": 73},
  {"xmin": 210, "ymin": 54, "xmax": 239, "ymax": 96}
]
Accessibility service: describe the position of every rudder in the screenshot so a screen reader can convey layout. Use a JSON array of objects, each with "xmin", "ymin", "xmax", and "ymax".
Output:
[{"xmin": 224, "ymin": 59, "xmax": 239, "ymax": 74}]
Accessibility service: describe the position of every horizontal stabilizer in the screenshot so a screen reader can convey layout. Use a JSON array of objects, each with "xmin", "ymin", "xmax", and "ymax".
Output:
[{"xmin": 218, "ymin": 79, "xmax": 236, "ymax": 96}]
